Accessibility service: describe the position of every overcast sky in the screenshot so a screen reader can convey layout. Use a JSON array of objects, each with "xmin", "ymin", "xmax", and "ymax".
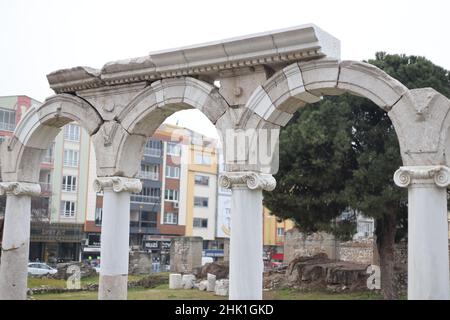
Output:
[{"xmin": 1, "ymin": 0, "xmax": 449, "ymax": 138}]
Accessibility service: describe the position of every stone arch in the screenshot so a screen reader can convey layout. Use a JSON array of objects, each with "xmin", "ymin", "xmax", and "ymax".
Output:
[
  {"xmin": 93, "ymin": 77, "xmax": 229, "ymax": 178},
  {"xmin": 0, "ymin": 94, "xmax": 103, "ymax": 183},
  {"xmin": 236, "ymin": 59, "xmax": 450, "ymax": 169}
]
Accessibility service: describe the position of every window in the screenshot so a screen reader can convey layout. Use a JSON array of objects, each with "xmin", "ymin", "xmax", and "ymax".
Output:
[
  {"xmin": 194, "ymin": 152, "xmax": 211, "ymax": 165},
  {"xmin": 164, "ymin": 212, "xmax": 178, "ymax": 225},
  {"xmin": 0, "ymin": 108, "xmax": 15, "ymax": 132},
  {"xmin": 131, "ymin": 188, "xmax": 160, "ymax": 203},
  {"xmin": 194, "ymin": 175, "xmax": 209, "ymax": 186},
  {"xmin": 194, "ymin": 197, "xmax": 209, "ymax": 208},
  {"xmin": 167, "ymin": 142, "xmax": 181, "ymax": 156},
  {"xmin": 139, "ymin": 164, "xmax": 159, "ymax": 180},
  {"xmin": 166, "ymin": 166, "xmax": 180, "ymax": 179},
  {"xmin": 64, "ymin": 124, "xmax": 80, "ymax": 141},
  {"xmin": 140, "ymin": 211, "xmax": 157, "ymax": 228},
  {"xmin": 62, "ymin": 175, "xmax": 77, "ymax": 192},
  {"xmin": 95, "ymin": 207, "xmax": 102, "ymax": 226},
  {"xmin": 193, "ymin": 218, "xmax": 208, "ymax": 228},
  {"xmin": 63, "ymin": 149, "xmax": 79, "ymax": 167},
  {"xmin": 165, "ymin": 189, "xmax": 179, "ymax": 202},
  {"xmin": 144, "ymin": 140, "xmax": 162, "ymax": 157},
  {"xmin": 61, "ymin": 201, "xmax": 76, "ymax": 218},
  {"xmin": 277, "ymin": 228, "xmax": 285, "ymax": 237},
  {"xmin": 42, "ymin": 145, "xmax": 53, "ymax": 163}
]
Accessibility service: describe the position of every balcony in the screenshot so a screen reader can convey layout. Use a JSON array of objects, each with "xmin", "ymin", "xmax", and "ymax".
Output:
[
  {"xmin": 0, "ymin": 122, "xmax": 15, "ymax": 132},
  {"xmin": 129, "ymin": 221, "xmax": 159, "ymax": 234},
  {"xmin": 144, "ymin": 147, "xmax": 162, "ymax": 158},
  {"xmin": 41, "ymin": 155, "xmax": 54, "ymax": 164},
  {"xmin": 130, "ymin": 195, "xmax": 160, "ymax": 204},
  {"xmin": 138, "ymin": 171, "xmax": 159, "ymax": 181}
]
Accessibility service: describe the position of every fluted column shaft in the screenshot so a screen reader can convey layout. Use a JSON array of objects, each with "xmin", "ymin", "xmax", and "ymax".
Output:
[
  {"xmin": 219, "ymin": 172, "xmax": 276, "ymax": 300},
  {"xmin": 394, "ymin": 166, "xmax": 450, "ymax": 300},
  {"xmin": 0, "ymin": 182, "xmax": 41, "ymax": 300},
  {"xmin": 94, "ymin": 177, "xmax": 142, "ymax": 300}
]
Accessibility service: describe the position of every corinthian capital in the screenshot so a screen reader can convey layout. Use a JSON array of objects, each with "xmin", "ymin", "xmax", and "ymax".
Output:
[
  {"xmin": 93, "ymin": 177, "xmax": 142, "ymax": 193},
  {"xmin": 393, "ymin": 166, "xmax": 450, "ymax": 188},
  {"xmin": 219, "ymin": 172, "xmax": 276, "ymax": 191},
  {"xmin": 0, "ymin": 182, "xmax": 41, "ymax": 196}
]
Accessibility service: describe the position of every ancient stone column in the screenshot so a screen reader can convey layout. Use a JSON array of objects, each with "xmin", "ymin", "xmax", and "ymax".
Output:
[
  {"xmin": 219, "ymin": 172, "xmax": 276, "ymax": 300},
  {"xmin": 394, "ymin": 166, "xmax": 450, "ymax": 300},
  {"xmin": 93, "ymin": 177, "xmax": 142, "ymax": 300},
  {"xmin": 0, "ymin": 182, "xmax": 41, "ymax": 300}
]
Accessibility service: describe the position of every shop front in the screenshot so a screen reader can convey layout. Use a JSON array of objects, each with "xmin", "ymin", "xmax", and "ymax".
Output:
[{"xmin": 30, "ymin": 222, "xmax": 84, "ymax": 264}]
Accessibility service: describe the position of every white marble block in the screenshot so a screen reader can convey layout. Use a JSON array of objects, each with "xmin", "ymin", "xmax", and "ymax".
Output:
[{"xmin": 169, "ymin": 274, "xmax": 182, "ymax": 289}]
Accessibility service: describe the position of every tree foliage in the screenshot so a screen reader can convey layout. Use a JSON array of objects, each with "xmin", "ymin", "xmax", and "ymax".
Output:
[{"xmin": 264, "ymin": 53, "xmax": 450, "ymax": 239}]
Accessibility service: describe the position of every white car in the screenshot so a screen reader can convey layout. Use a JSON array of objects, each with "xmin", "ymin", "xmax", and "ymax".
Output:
[{"xmin": 28, "ymin": 262, "xmax": 58, "ymax": 276}]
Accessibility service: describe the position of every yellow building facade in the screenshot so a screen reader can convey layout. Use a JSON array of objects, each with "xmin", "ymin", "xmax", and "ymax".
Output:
[
  {"xmin": 263, "ymin": 206, "xmax": 295, "ymax": 247},
  {"xmin": 184, "ymin": 137, "xmax": 218, "ymax": 241}
]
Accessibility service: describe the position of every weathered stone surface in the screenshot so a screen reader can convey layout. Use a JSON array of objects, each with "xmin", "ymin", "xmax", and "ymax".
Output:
[
  {"xmin": 197, "ymin": 262, "xmax": 229, "ymax": 280},
  {"xmin": 92, "ymin": 121, "xmax": 147, "ymax": 178},
  {"xmin": 52, "ymin": 262, "xmax": 97, "ymax": 280},
  {"xmin": 128, "ymin": 251, "xmax": 152, "ymax": 275},
  {"xmin": 389, "ymin": 88, "xmax": 450, "ymax": 166},
  {"xmin": 181, "ymin": 274, "xmax": 196, "ymax": 289},
  {"xmin": 285, "ymin": 253, "xmax": 369, "ymax": 291},
  {"xmin": 98, "ymin": 274, "xmax": 128, "ymax": 300},
  {"xmin": 169, "ymin": 274, "xmax": 182, "ymax": 289},
  {"xmin": 170, "ymin": 237, "xmax": 203, "ymax": 274},
  {"xmin": 207, "ymin": 273, "xmax": 217, "ymax": 292},
  {"xmin": 338, "ymin": 60, "xmax": 408, "ymax": 110},
  {"xmin": 214, "ymin": 279, "xmax": 229, "ymax": 296},
  {"xmin": 339, "ymin": 240, "xmax": 373, "ymax": 265},
  {"xmin": 284, "ymin": 229, "xmax": 339, "ymax": 263},
  {"xmin": 198, "ymin": 280, "xmax": 208, "ymax": 291}
]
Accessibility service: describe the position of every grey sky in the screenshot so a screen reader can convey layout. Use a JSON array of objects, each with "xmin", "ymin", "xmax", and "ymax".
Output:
[{"xmin": 1, "ymin": 0, "xmax": 449, "ymax": 138}]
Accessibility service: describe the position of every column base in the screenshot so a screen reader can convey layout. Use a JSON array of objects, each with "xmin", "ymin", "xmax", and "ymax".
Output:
[{"xmin": 98, "ymin": 274, "xmax": 128, "ymax": 300}]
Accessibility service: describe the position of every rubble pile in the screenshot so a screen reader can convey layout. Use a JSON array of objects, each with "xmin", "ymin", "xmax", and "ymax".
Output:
[{"xmin": 283, "ymin": 253, "xmax": 370, "ymax": 292}]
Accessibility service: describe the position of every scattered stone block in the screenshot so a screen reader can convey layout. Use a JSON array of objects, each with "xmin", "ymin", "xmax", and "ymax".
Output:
[
  {"xmin": 169, "ymin": 273, "xmax": 182, "ymax": 289},
  {"xmin": 198, "ymin": 280, "xmax": 208, "ymax": 291},
  {"xmin": 214, "ymin": 279, "xmax": 229, "ymax": 296},
  {"xmin": 207, "ymin": 273, "xmax": 216, "ymax": 292},
  {"xmin": 182, "ymin": 274, "xmax": 196, "ymax": 289}
]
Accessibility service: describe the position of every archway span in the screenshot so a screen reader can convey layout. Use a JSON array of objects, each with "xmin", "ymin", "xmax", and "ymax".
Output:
[
  {"xmin": 95, "ymin": 77, "xmax": 229, "ymax": 178},
  {"xmin": 0, "ymin": 94, "xmax": 103, "ymax": 183},
  {"xmin": 243, "ymin": 59, "xmax": 409, "ymax": 129},
  {"xmin": 236, "ymin": 59, "xmax": 450, "ymax": 170}
]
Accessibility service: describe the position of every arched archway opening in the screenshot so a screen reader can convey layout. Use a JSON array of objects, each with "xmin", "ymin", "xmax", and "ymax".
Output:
[
  {"xmin": 227, "ymin": 58, "xmax": 450, "ymax": 300},
  {"xmin": 0, "ymin": 94, "xmax": 102, "ymax": 300}
]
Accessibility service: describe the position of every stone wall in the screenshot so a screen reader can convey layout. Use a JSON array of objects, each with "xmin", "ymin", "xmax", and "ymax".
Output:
[
  {"xmin": 170, "ymin": 237, "xmax": 203, "ymax": 273},
  {"xmin": 129, "ymin": 251, "xmax": 152, "ymax": 275},
  {"xmin": 283, "ymin": 229, "xmax": 339, "ymax": 263},
  {"xmin": 339, "ymin": 239, "xmax": 374, "ymax": 265}
]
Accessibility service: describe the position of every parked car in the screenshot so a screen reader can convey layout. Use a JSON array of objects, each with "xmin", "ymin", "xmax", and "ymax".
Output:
[{"xmin": 28, "ymin": 262, "xmax": 58, "ymax": 276}]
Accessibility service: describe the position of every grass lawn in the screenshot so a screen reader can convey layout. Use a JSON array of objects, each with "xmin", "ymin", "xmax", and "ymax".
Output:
[
  {"xmin": 27, "ymin": 274, "xmax": 149, "ymax": 289},
  {"xmin": 31, "ymin": 284, "xmax": 383, "ymax": 300}
]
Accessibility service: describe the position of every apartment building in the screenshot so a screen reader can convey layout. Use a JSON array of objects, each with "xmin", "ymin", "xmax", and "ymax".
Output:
[
  {"xmin": 83, "ymin": 124, "xmax": 191, "ymax": 265},
  {"xmin": 263, "ymin": 207, "xmax": 295, "ymax": 265},
  {"xmin": 184, "ymin": 133, "xmax": 219, "ymax": 250}
]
